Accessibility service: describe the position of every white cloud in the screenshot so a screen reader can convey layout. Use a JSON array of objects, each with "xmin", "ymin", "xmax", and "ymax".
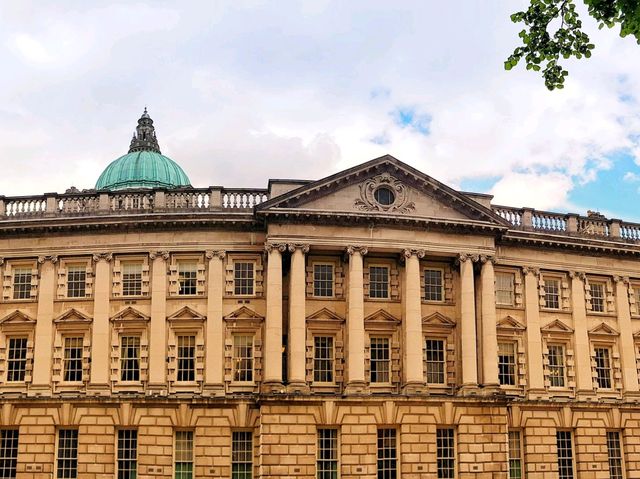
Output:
[{"xmin": 490, "ymin": 171, "xmax": 574, "ymax": 210}]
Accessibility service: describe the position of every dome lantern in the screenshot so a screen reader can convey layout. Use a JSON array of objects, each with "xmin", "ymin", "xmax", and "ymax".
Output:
[{"xmin": 95, "ymin": 109, "xmax": 191, "ymax": 191}]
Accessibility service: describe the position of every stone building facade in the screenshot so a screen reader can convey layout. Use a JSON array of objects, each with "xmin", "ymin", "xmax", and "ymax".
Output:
[{"xmin": 1, "ymin": 111, "xmax": 640, "ymax": 478}]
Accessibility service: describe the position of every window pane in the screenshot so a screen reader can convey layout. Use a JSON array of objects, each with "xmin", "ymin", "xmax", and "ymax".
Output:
[
  {"xmin": 234, "ymin": 262, "xmax": 254, "ymax": 296},
  {"xmin": 424, "ymin": 269, "xmax": 443, "ymax": 302},
  {"xmin": 314, "ymin": 336, "xmax": 334, "ymax": 383},
  {"xmin": 607, "ymin": 431, "xmax": 624, "ymax": 479},
  {"xmin": 177, "ymin": 336, "xmax": 196, "ymax": 382},
  {"xmin": 370, "ymin": 337, "xmax": 390, "ymax": 383},
  {"xmin": 544, "ymin": 279, "xmax": 560, "ymax": 309},
  {"xmin": 498, "ymin": 342, "xmax": 517, "ymax": 386},
  {"xmin": 313, "ymin": 264, "xmax": 334, "ymax": 297},
  {"xmin": 57, "ymin": 429, "xmax": 78, "ymax": 479},
  {"xmin": 13, "ymin": 267, "xmax": 32, "ymax": 300},
  {"xmin": 117, "ymin": 430, "xmax": 137, "ymax": 479},
  {"xmin": 7, "ymin": 337, "xmax": 28, "ymax": 382},
  {"xmin": 175, "ymin": 431, "xmax": 194, "ymax": 479},
  {"xmin": 496, "ymin": 273, "xmax": 515, "ymax": 305},
  {"xmin": 232, "ymin": 431, "xmax": 253, "ymax": 479},
  {"xmin": 594, "ymin": 347, "xmax": 612, "ymax": 389},
  {"xmin": 377, "ymin": 429, "xmax": 396, "ymax": 479},
  {"xmin": 233, "ymin": 335, "xmax": 254, "ymax": 382},
  {"xmin": 317, "ymin": 429, "xmax": 338, "ymax": 479},
  {"xmin": 122, "ymin": 263, "xmax": 143, "ymax": 296},
  {"xmin": 436, "ymin": 428, "xmax": 455, "ymax": 479},
  {"xmin": 178, "ymin": 263, "xmax": 197, "ymax": 296},
  {"xmin": 557, "ymin": 431, "xmax": 574, "ymax": 479},
  {"xmin": 508, "ymin": 431, "xmax": 522, "ymax": 479},
  {"xmin": 120, "ymin": 336, "xmax": 140, "ymax": 382},
  {"xmin": 548, "ymin": 344, "xmax": 566, "ymax": 388},
  {"xmin": 590, "ymin": 283, "xmax": 605, "ymax": 312},
  {"xmin": 425, "ymin": 339, "xmax": 445, "ymax": 384},
  {"xmin": 0, "ymin": 430, "xmax": 19, "ymax": 479},
  {"xmin": 63, "ymin": 337, "xmax": 84, "ymax": 382},
  {"xmin": 66, "ymin": 265, "xmax": 86, "ymax": 298},
  {"xmin": 369, "ymin": 266, "xmax": 389, "ymax": 299}
]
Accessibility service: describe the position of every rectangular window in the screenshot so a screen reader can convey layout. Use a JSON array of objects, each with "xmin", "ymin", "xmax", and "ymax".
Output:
[
  {"xmin": 508, "ymin": 430, "xmax": 523, "ymax": 479},
  {"xmin": 234, "ymin": 262, "xmax": 255, "ymax": 296},
  {"xmin": 369, "ymin": 266, "xmax": 389, "ymax": 299},
  {"xmin": 436, "ymin": 428, "xmax": 455, "ymax": 479},
  {"xmin": 317, "ymin": 429, "xmax": 338, "ymax": 479},
  {"xmin": 175, "ymin": 430, "xmax": 194, "ymax": 479},
  {"xmin": 313, "ymin": 336, "xmax": 334, "ymax": 383},
  {"xmin": 6, "ymin": 337, "xmax": 27, "ymax": 382},
  {"xmin": 178, "ymin": 262, "xmax": 197, "ymax": 296},
  {"xmin": 313, "ymin": 264, "xmax": 334, "ymax": 298},
  {"xmin": 496, "ymin": 272, "xmax": 515, "ymax": 306},
  {"xmin": 595, "ymin": 347, "xmax": 612, "ymax": 389},
  {"xmin": 607, "ymin": 431, "xmax": 624, "ymax": 479},
  {"xmin": 66, "ymin": 265, "xmax": 86, "ymax": 298},
  {"xmin": 590, "ymin": 282, "xmax": 606, "ymax": 312},
  {"xmin": 56, "ymin": 429, "xmax": 78, "ymax": 479},
  {"xmin": 425, "ymin": 339, "xmax": 445, "ymax": 385},
  {"xmin": 63, "ymin": 337, "xmax": 83, "ymax": 382},
  {"xmin": 498, "ymin": 342, "xmax": 517, "ymax": 386},
  {"xmin": 634, "ymin": 287, "xmax": 640, "ymax": 312},
  {"xmin": 120, "ymin": 336, "xmax": 140, "ymax": 382},
  {"xmin": 556, "ymin": 431, "xmax": 574, "ymax": 479},
  {"xmin": 176, "ymin": 335, "xmax": 196, "ymax": 382},
  {"xmin": 122, "ymin": 263, "xmax": 142, "ymax": 297},
  {"xmin": 544, "ymin": 278, "xmax": 560, "ymax": 309},
  {"xmin": 370, "ymin": 337, "xmax": 390, "ymax": 383},
  {"xmin": 12, "ymin": 267, "xmax": 32, "ymax": 300},
  {"xmin": 424, "ymin": 269, "xmax": 443, "ymax": 302},
  {"xmin": 377, "ymin": 428, "xmax": 397, "ymax": 479},
  {"xmin": 232, "ymin": 431, "xmax": 253, "ymax": 479},
  {"xmin": 233, "ymin": 335, "xmax": 253, "ymax": 382},
  {"xmin": 548, "ymin": 344, "xmax": 566, "ymax": 388},
  {"xmin": 117, "ymin": 429, "xmax": 137, "ymax": 479},
  {"xmin": 0, "ymin": 430, "xmax": 18, "ymax": 479}
]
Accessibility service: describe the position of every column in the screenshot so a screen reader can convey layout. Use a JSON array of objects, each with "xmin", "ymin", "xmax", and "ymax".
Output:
[
  {"xmin": 523, "ymin": 267, "xmax": 545, "ymax": 396},
  {"xmin": 458, "ymin": 253, "xmax": 478, "ymax": 391},
  {"xmin": 204, "ymin": 250, "xmax": 226, "ymax": 396},
  {"xmin": 571, "ymin": 271, "xmax": 594, "ymax": 398},
  {"xmin": 345, "ymin": 245, "xmax": 367, "ymax": 394},
  {"xmin": 480, "ymin": 255, "xmax": 499, "ymax": 389},
  {"xmin": 402, "ymin": 249, "xmax": 425, "ymax": 393},
  {"xmin": 288, "ymin": 244, "xmax": 309, "ymax": 392},
  {"xmin": 148, "ymin": 251, "xmax": 169, "ymax": 391},
  {"xmin": 89, "ymin": 253, "xmax": 112, "ymax": 394},
  {"xmin": 31, "ymin": 255, "xmax": 57, "ymax": 395},
  {"xmin": 614, "ymin": 276, "xmax": 640, "ymax": 396},
  {"xmin": 263, "ymin": 243, "xmax": 286, "ymax": 391}
]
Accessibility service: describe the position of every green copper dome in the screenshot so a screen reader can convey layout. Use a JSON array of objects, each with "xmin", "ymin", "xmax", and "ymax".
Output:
[{"xmin": 95, "ymin": 109, "xmax": 191, "ymax": 191}]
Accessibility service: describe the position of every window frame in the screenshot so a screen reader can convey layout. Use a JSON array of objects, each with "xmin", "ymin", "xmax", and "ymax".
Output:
[
  {"xmin": 177, "ymin": 261, "xmax": 198, "ymax": 297},
  {"xmin": 543, "ymin": 277, "xmax": 561, "ymax": 310},
  {"xmin": 368, "ymin": 264, "xmax": 390, "ymax": 300},
  {"xmin": 317, "ymin": 428, "xmax": 339, "ymax": 479},
  {"xmin": 424, "ymin": 338, "xmax": 446, "ymax": 386},
  {"xmin": 589, "ymin": 281, "xmax": 607, "ymax": 313},
  {"xmin": 233, "ymin": 260, "xmax": 255, "ymax": 297},
  {"xmin": 423, "ymin": 267, "xmax": 445, "ymax": 303},
  {"xmin": 369, "ymin": 336, "xmax": 391, "ymax": 384},
  {"xmin": 119, "ymin": 335, "xmax": 141, "ymax": 383},
  {"xmin": 6, "ymin": 336, "xmax": 28, "ymax": 383},
  {"xmin": 313, "ymin": 335, "xmax": 335, "ymax": 385},
  {"xmin": 508, "ymin": 430, "xmax": 523, "ymax": 479},
  {"xmin": 606, "ymin": 430, "xmax": 625, "ymax": 479},
  {"xmin": 498, "ymin": 341, "xmax": 518, "ymax": 387},
  {"xmin": 594, "ymin": 345, "xmax": 613, "ymax": 390},
  {"xmin": 116, "ymin": 429, "xmax": 138, "ymax": 479},
  {"xmin": 62, "ymin": 336, "xmax": 85, "ymax": 383},
  {"xmin": 436, "ymin": 427, "xmax": 456, "ymax": 479},
  {"xmin": 231, "ymin": 430, "xmax": 253, "ymax": 479},
  {"xmin": 65, "ymin": 264, "xmax": 87, "ymax": 299},
  {"xmin": 495, "ymin": 271, "xmax": 516, "ymax": 306},
  {"xmin": 376, "ymin": 428, "xmax": 397, "ymax": 479},
  {"xmin": 11, "ymin": 264, "xmax": 34, "ymax": 301},
  {"xmin": 176, "ymin": 334, "xmax": 197, "ymax": 383},
  {"xmin": 174, "ymin": 430, "xmax": 194, "ymax": 479},
  {"xmin": 0, "ymin": 429, "xmax": 19, "ymax": 479},
  {"xmin": 56, "ymin": 428, "xmax": 78, "ymax": 479},
  {"xmin": 312, "ymin": 262, "xmax": 335, "ymax": 299},
  {"xmin": 121, "ymin": 262, "xmax": 143, "ymax": 297},
  {"xmin": 556, "ymin": 430, "xmax": 575, "ymax": 479},
  {"xmin": 232, "ymin": 334, "xmax": 254, "ymax": 384},
  {"xmin": 547, "ymin": 343, "xmax": 567, "ymax": 389}
]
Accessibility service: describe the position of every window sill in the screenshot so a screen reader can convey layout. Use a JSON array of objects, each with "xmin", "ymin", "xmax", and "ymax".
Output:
[
  {"xmin": 586, "ymin": 311, "xmax": 617, "ymax": 318},
  {"xmin": 54, "ymin": 298, "xmax": 93, "ymax": 302},
  {"xmin": 495, "ymin": 304, "xmax": 524, "ymax": 311},
  {"xmin": 421, "ymin": 300, "xmax": 454, "ymax": 306},
  {"xmin": 308, "ymin": 296, "xmax": 342, "ymax": 301},
  {"xmin": 540, "ymin": 308, "xmax": 572, "ymax": 314}
]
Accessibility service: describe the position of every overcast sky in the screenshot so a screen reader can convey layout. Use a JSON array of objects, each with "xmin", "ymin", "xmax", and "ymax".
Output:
[{"xmin": 1, "ymin": 1, "xmax": 639, "ymax": 219}]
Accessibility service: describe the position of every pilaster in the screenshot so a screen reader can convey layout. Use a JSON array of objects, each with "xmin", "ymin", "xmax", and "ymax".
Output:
[
  {"xmin": 344, "ymin": 245, "xmax": 368, "ymax": 395},
  {"xmin": 88, "ymin": 252, "xmax": 112, "ymax": 395},
  {"xmin": 614, "ymin": 276, "xmax": 640, "ymax": 397},
  {"xmin": 288, "ymin": 244, "xmax": 310, "ymax": 393},
  {"xmin": 570, "ymin": 271, "xmax": 595, "ymax": 399},
  {"xmin": 148, "ymin": 251, "xmax": 169, "ymax": 394},
  {"xmin": 262, "ymin": 243, "xmax": 286, "ymax": 393},
  {"xmin": 479, "ymin": 255, "xmax": 499, "ymax": 392},
  {"xmin": 458, "ymin": 253, "xmax": 478, "ymax": 394},
  {"xmin": 523, "ymin": 266, "xmax": 545, "ymax": 398},
  {"xmin": 30, "ymin": 255, "xmax": 58, "ymax": 396},
  {"xmin": 204, "ymin": 250, "xmax": 226, "ymax": 396},
  {"xmin": 401, "ymin": 248, "xmax": 426, "ymax": 394}
]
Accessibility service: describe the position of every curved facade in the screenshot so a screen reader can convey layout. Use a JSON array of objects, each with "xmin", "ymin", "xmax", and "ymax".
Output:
[{"xmin": 1, "ymin": 154, "xmax": 640, "ymax": 478}]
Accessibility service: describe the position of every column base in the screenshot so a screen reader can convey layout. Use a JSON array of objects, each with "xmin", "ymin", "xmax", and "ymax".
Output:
[
  {"xmin": 27, "ymin": 384, "xmax": 52, "ymax": 398},
  {"xmin": 86, "ymin": 383, "xmax": 111, "ymax": 396},
  {"xmin": 202, "ymin": 383, "xmax": 226, "ymax": 397},
  {"xmin": 286, "ymin": 381, "xmax": 310, "ymax": 394},
  {"xmin": 261, "ymin": 381, "xmax": 286, "ymax": 394},
  {"xmin": 458, "ymin": 383, "xmax": 480, "ymax": 397},
  {"xmin": 402, "ymin": 381, "xmax": 427, "ymax": 395},
  {"xmin": 344, "ymin": 381, "xmax": 368, "ymax": 395}
]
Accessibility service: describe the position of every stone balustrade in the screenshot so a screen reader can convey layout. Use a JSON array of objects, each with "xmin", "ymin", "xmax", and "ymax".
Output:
[
  {"xmin": 493, "ymin": 205, "xmax": 640, "ymax": 242},
  {"xmin": 0, "ymin": 187, "xmax": 270, "ymax": 218}
]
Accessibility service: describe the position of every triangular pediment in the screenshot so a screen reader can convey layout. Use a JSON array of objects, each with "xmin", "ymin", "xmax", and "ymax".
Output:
[
  {"xmin": 589, "ymin": 322, "xmax": 619, "ymax": 336},
  {"xmin": 497, "ymin": 315, "xmax": 526, "ymax": 331},
  {"xmin": 0, "ymin": 310, "xmax": 36, "ymax": 326},
  {"xmin": 167, "ymin": 306, "xmax": 205, "ymax": 321},
  {"xmin": 224, "ymin": 306, "xmax": 263, "ymax": 321},
  {"xmin": 422, "ymin": 312, "xmax": 456, "ymax": 328},
  {"xmin": 365, "ymin": 309, "xmax": 400, "ymax": 324},
  {"xmin": 54, "ymin": 308, "xmax": 92, "ymax": 324},
  {"xmin": 258, "ymin": 155, "xmax": 509, "ymax": 229},
  {"xmin": 306, "ymin": 308, "xmax": 345, "ymax": 323},
  {"xmin": 110, "ymin": 306, "xmax": 150, "ymax": 323},
  {"xmin": 541, "ymin": 319, "xmax": 574, "ymax": 334}
]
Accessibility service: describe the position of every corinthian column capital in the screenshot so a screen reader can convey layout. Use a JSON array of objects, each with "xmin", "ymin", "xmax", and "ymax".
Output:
[
  {"xmin": 346, "ymin": 245, "xmax": 368, "ymax": 256},
  {"xmin": 149, "ymin": 251, "xmax": 170, "ymax": 261},
  {"xmin": 288, "ymin": 243, "xmax": 310, "ymax": 254},
  {"xmin": 568, "ymin": 271, "xmax": 586, "ymax": 281},
  {"xmin": 402, "ymin": 248, "xmax": 425, "ymax": 259},
  {"xmin": 521, "ymin": 266, "xmax": 540, "ymax": 276},
  {"xmin": 37, "ymin": 255, "xmax": 58, "ymax": 264},
  {"xmin": 92, "ymin": 252, "xmax": 113, "ymax": 263},
  {"xmin": 205, "ymin": 250, "xmax": 226, "ymax": 260},
  {"xmin": 478, "ymin": 254, "xmax": 496, "ymax": 265},
  {"xmin": 264, "ymin": 243, "xmax": 287, "ymax": 253}
]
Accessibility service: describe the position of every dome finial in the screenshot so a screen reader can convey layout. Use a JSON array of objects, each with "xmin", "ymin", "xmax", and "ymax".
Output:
[{"xmin": 129, "ymin": 108, "xmax": 160, "ymax": 154}]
